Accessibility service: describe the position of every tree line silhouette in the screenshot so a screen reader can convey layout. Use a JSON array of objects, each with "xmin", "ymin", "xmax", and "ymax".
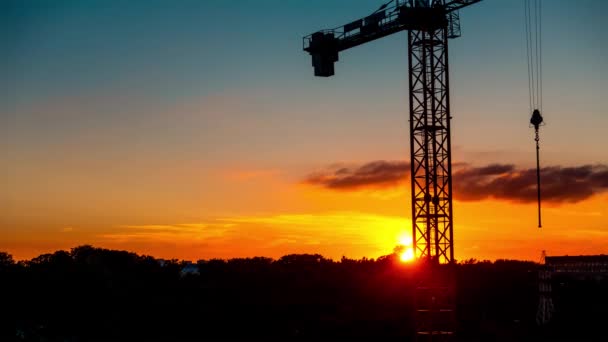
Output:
[{"xmin": 0, "ymin": 246, "xmax": 606, "ymax": 341}]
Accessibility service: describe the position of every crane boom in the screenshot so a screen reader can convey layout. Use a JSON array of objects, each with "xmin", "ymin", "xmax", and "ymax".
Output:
[
  {"xmin": 303, "ymin": 0, "xmax": 481, "ymax": 77},
  {"xmin": 443, "ymin": 0, "xmax": 482, "ymax": 12}
]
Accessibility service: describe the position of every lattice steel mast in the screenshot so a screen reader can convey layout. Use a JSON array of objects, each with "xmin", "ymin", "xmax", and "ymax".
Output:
[{"xmin": 303, "ymin": 0, "xmax": 481, "ymax": 264}]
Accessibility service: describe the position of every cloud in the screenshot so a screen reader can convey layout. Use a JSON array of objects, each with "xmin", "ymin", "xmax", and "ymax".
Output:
[
  {"xmin": 100, "ymin": 223, "xmax": 231, "ymax": 243},
  {"xmin": 304, "ymin": 161, "xmax": 608, "ymax": 204},
  {"xmin": 97, "ymin": 212, "xmax": 410, "ymax": 260},
  {"xmin": 304, "ymin": 160, "xmax": 410, "ymax": 190},
  {"xmin": 454, "ymin": 164, "xmax": 608, "ymax": 203}
]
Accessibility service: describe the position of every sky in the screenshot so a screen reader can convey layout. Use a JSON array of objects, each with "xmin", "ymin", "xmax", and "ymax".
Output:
[{"xmin": 1, "ymin": 0, "xmax": 607, "ymax": 262}]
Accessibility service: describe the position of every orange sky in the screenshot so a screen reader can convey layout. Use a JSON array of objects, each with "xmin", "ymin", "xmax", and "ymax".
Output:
[
  {"xmin": 3, "ymin": 161, "xmax": 607, "ymax": 261},
  {"xmin": 2, "ymin": 1, "xmax": 607, "ymax": 262},
  {"xmin": 2, "ymin": 92, "xmax": 607, "ymax": 262}
]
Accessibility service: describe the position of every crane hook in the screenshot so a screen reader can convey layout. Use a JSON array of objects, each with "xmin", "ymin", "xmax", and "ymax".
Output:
[{"xmin": 530, "ymin": 109, "xmax": 543, "ymax": 228}]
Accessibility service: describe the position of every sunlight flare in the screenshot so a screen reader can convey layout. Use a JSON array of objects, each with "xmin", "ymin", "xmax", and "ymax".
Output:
[
  {"xmin": 399, "ymin": 233, "xmax": 413, "ymax": 247},
  {"xmin": 400, "ymin": 248, "xmax": 415, "ymax": 262},
  {"xmin": 397, "ymin": 232, "xmax": 415, "ymax": 262}
]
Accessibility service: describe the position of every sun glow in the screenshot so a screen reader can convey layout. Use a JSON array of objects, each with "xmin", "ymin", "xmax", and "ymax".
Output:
[
  {"xmin": 399, "ymin": 233, "xmax": 412, "ymax": 247},
  {"xmin": 398, "ymin": 233, "xmax": 415, "ymax": 262},
  {"xmin": 400, "ymin": 248, "xmax": 414, "ymax": 262}
]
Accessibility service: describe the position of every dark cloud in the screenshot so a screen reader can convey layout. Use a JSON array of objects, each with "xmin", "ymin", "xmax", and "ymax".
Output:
[
  {"xmin": 304, "ymin": 160, "xmax": 410, "ymax": 190},
  {"xmin": 454, "ymin": 164, "xmax": 608, "ymax": 203},
  {"xmin": 304, "ymin": 161, "xmax": 608, "ymax": 203},
  {"xmin": 466, "ymin": 164, "xmax": 515, "ymax": 176}
]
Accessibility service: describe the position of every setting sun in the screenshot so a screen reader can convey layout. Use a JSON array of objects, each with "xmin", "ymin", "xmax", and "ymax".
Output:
[
  {"xmin": 400, "ymin": 248, "xmax": 414, "ymax": 262},
  {"xmin": 398, "ymin": 233, "xmax": 415, "ymax": 262}
]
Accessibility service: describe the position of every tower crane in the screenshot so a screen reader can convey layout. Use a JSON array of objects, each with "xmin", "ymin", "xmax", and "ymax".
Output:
[{"xmin": 303, "ymin": 0, "xmax": 482, "ymax": 264}]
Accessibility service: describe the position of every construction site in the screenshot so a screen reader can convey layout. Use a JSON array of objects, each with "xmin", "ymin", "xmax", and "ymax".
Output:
[
  {"xmin": 2, "ymin": 0, "xmax": 607, "ymax": 341},
  {"xmin": 302, "ymin": 0, "xmax": 607, "ymax": 340}
]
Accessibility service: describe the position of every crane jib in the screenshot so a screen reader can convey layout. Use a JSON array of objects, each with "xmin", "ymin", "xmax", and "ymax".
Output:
[{"xmin": 304, "ymin": 6, "xmax": 451, "ymax": 77}]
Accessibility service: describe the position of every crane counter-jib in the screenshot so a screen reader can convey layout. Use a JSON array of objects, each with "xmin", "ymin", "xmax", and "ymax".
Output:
[{"xmin": 303, "ymin": 1, "xmax": 480, "ymax": 78}]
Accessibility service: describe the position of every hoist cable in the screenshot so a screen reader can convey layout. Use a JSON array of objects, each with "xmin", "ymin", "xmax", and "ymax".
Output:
[
  {"xmin": 524, "ymin": 1, "xmax": 532, "ymax": 111},
  {"xmin": 525, "ymin": 0, "xmax": 544, "ymax": 228},
  {"xmin": 535, "ymin": 0, "xmax": 541, "ymax": 111},
  {"xmin": 539, "ymin": 0, "xmax": 543, "ymax": 112}
]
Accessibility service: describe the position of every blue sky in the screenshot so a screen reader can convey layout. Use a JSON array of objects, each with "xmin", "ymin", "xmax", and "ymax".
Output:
[{"xmin": 3, "ymin": 0, "xmax": 606, "ymax": 165}]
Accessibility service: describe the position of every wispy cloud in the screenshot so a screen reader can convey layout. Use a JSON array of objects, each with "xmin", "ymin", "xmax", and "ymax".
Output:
[
  {"xmin": 98, "ymin": 212, "xmax": 410, "ymax": 260},
  {"xmin": 100, "ymin": 223, "xmax": 231, "ymax": 243},
  {"xmin": 303, "ymin": 161, "xmax": 608, "ymax": 204},
  {"xmin": 304, "ymin": 161, "xmax": 409, "ymax": 190}
]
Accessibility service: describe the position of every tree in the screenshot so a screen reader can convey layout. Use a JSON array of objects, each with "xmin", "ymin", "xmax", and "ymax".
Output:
[{"xmin": 0, "ymin": 252, "xmax": 14, "ymax": 269}]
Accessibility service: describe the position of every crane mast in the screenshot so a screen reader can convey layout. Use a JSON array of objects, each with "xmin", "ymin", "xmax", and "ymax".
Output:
[{"xmin": 303, "ymin": 0, "xmax": 481, "ymax": 264}]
